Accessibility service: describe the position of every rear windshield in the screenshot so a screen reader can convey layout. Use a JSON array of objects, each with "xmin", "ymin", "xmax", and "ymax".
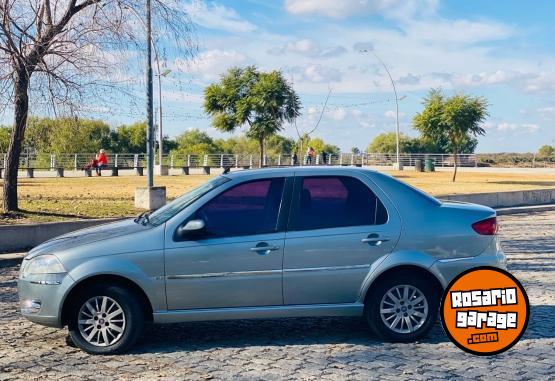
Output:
[
  {"xmin": 398, "ymin": 180, "xmax": 442, "ymax": 206},
  {"xmin": 148, "ymin": 176, "xmax": 230, "ymax": 226}
]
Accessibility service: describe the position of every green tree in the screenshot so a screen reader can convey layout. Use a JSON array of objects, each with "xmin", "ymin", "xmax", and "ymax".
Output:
[
  {"xmin": 24, "ymin": 117, "xmax": 111, "ymax": 154},
  {"xmin": 413, "ymin": 89, "xmax": 488, "ymax": 181},
  {"xmin": 266, "ymin": 135, "xmax": 296, "ymax": 156},
  {"xmin": 538, "ymin": 145, "xmax": 554, "ymax": 157},
  {"xmin": 214, "ymin": 136, "xmax": 259, "ymax": 155},
  {"xmin": 174, "ymin": 129, "xmax": 219, "ymax": 155},
  {"xmin": 367, "ymin": 132, "xmax": 434, "ymax": 154},
  {"xmin": 351, "ymin": 147, "xmax": 361, "ymax": 154},
  {"xmin": 0, "ymin": 127, "xmax": 12, "ymax": 152},
  {"xmin": 204, "ymin": 66, "xmax": 301, "ymax": 167},
  {"xmin": 111, "ymin": 122, "xmax": 147, "ymax": 153}
]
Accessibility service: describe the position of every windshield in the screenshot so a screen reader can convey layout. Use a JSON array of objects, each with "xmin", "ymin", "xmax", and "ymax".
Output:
[{"xmin": 148, "ymin": 176, "xmax": 230, "ymax": 226}]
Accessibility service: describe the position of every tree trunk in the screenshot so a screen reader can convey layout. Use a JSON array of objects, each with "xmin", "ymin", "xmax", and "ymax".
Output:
[
  {"xmin": 452, "ymin": 146, "xmax": 458, "ymax": 182},
  {"xmin": 258, "ymin": 136, "xmax": 264, "ymax": 168},
  {"xmin": 3, "ymin": 71, "xmax": 30, "ymax": 213}
]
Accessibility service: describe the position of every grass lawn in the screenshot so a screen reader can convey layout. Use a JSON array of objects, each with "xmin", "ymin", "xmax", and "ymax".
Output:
[{"xmin": 1, "ymin": 170, "xmax": 554, "ymax": 224}]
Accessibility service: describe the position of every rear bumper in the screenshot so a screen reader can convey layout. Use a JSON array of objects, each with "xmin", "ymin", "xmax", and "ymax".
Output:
[{"xmin": 430, "ymin": 249, "xmax": 507, "ymax": 289}]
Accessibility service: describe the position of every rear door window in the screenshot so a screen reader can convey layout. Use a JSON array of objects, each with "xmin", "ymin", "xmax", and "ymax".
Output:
[{"xmin": 291, "ymin": 176, "xmax": 387, "ymax": 231}]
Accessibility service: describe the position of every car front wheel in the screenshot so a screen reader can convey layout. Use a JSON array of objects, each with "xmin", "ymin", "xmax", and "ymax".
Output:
[
  {"xmin": 68, "ymin": 285, "xmax": 144, "ymax": 354},
  {"xmin": 365, "ymin": 274, "xmax": 439, "ymax": 342}
]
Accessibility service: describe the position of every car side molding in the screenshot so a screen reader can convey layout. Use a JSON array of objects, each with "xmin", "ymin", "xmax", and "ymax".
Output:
[{"xmin": 153, "ymin": 303, "xmax": 364, "ymax": 324}]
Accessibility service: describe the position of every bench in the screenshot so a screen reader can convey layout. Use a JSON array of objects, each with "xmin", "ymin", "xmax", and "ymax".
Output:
[
  {"xmin": 87, "ymin": 166, "xmax": 144, "ymax": 176},
  {"xmin": 25, "ymin": 167, "xmax": 64, "ymax": 177},
  {"xmin": 181, "ymin": 166, "xmax": 217, "ymax": 175}
]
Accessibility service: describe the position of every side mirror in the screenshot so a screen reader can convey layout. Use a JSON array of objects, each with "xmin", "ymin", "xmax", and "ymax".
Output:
[{"xmin": 175, "ymin": 219, "xmax": 205, "ymax": 240}]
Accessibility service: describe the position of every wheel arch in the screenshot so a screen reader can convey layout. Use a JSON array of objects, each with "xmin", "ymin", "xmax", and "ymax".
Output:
[
  {"xmin": 359, "ymin": 251, "xmax": 447, "ymax": 304},
  {"xmin": 361, "ymin": 264, "xmax": 444, "ymax": 304},
  {"xmin": 61, "ymin": 274, "xmax": 154, "ymax": 327}
]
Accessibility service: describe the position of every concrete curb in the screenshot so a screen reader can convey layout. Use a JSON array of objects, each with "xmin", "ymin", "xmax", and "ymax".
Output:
[
  {"xmin": 495, "ymin": 204, "xmax": 555, "ymax": 216},
  {"xmin": 438, "ymin": 188, "xmax": 555, "ymax": 209},
  {"xmin": 1, "ymin": 205, "xmax": 554, "ymax": 261},
  {"xmin": 1, "ymin": 188, "xmax": 554, "ymax": 255},
  {"xmin": 0, "ymin": 252, "xmax": 25, "ymax": 266},
  {"xmin": 0, "ymin": 218, "xmax": 121, "ymax": 254}
]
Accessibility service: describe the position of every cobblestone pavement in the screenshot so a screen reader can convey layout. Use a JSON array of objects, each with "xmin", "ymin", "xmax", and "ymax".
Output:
[{"xmin": 1, "ymin": 211, "xmax": 554, "ymax": 380}]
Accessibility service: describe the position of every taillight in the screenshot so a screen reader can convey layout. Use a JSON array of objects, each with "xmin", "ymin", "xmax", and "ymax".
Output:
[{"xmin": 472, "ymin": 217, "xmax": 498, "ymax": 235}]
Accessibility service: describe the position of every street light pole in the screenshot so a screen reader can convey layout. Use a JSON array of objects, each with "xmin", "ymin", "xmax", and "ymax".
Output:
[
  {"xmin": 156, "ymin": 69, "xmax": 171, "ymax": 172},
  {"xmin": 361, "ymin": 49, "xmax": 403, "ymax": 170},
  {"xmin": 133, "ymin": 1, "xmax": 166, "ymax": 211},
  {"xmin": 123, "ymin": 4, "xmax": 168, "ymax": 176},
  {"xmin": 145, "ymin": 0, "xmax": 154, "ymax": 187}
]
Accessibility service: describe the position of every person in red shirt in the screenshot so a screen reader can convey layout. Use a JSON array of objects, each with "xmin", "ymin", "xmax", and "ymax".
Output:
[{"xmin": 95, "ymin": 149, "xmax": 108, "ymax": 176}]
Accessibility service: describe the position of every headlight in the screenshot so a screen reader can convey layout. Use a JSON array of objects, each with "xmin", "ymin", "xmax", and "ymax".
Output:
[{"xmin": 21, "ymin": 255, "xmax": 66, "ymax": 279}]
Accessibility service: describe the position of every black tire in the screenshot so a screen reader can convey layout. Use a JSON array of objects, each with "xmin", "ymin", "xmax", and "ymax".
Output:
[
  {"xmin": 68, "ymin": 285, "xmax": 144, "ymax": 355},
  {"xmin": 364, "ymin": 272, "xmax": 440, "ymax": 342}
]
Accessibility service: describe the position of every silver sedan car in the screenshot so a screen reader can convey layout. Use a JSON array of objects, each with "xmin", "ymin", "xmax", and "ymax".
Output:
[{"xmin": 19, "ymin": 167, "xmax": 506, "ymax": 354}]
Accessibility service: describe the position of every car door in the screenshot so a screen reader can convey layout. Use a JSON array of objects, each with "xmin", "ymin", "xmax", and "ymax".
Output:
[
  {"xmin": 283, "ymin": 171, "xmax": 401, "ymax": 305},
  {"xmin": 164, "ymin": 176, "xmax": 292, "ymax": 310}
]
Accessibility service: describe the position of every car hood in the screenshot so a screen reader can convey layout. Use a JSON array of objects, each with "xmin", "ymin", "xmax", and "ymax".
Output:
[{"xmin": 26, "ymin": 219, "xmax": 145, "ymax": 259}]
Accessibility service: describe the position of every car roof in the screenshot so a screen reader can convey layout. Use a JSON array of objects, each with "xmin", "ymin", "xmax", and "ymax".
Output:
[{"xmin": 224, "ymin": 166, "xmax": 376, "ymax": 179}]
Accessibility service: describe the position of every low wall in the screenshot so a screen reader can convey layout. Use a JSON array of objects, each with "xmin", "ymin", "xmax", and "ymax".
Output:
[
  {"xmin": 438, "ymin": 188, "xmax": 555, "ymax": 208},
  {"xmin": 1, "ymin": 188, "xmax": 555, "ymax": 254},
  {"xmin": 0, "ymin": 218, "xmax": 118, "ymax": 253}
]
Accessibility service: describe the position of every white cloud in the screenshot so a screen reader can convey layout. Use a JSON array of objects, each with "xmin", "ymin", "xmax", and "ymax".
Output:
[
  {"xmin": 287, "ymin": 64, "xmax": 342, "ymax": 83},
  {"xmin": 522, "ymin": 72, "xmax": 555, "ymax": 93},
  {"xmin": 329, "ymin": 108, "xmax": 347, "ymax": 120},
  {"xmin": 497, "ymin": 122, "xmax": 539, "ymax": 133},
  {"xmin": 538, "ymin": 107, "xmax": 555, "ymax": 120},
  {"xmin": 284, "ymin": 0, "xmax": 437, "ymax": 20},
  {"xmin": 183, "ymin": 49, "xmax": 248, "ymax": 80},
  {"xmin": 384, "ymin": 110, "xmax": 406, "ymax": 119},
  {"xmin": 403, "ymin": 19, "xmax": 514, "ymax": 45},
  {"xmin": 304, "ymin": 65, "xmax": 342, "ymax": 82},
  {"xmin": 268, "ymin": 38, "xmax": 346, "ymax": 58},
  {"xmin": 270, "ymin": 38, "xmax": 320, "ymax": 56},
  {"xmin": 185, "ymin": 1, "xmax": 256, "ymax": 33}
]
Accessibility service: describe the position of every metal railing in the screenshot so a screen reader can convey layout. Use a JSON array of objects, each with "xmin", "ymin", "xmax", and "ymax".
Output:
[{"xmin": 0, "ymin": 152, "xmax": 484, "ymax": 170}]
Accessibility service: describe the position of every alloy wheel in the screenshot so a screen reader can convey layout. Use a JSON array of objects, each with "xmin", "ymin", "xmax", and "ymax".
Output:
[
  {"xmin": 77, "ymin": 296, "xmax": 126, "ymax": 347},
  {"xmin": 379, "ymin": 285, "xmax": 429, "ymax": 334}
]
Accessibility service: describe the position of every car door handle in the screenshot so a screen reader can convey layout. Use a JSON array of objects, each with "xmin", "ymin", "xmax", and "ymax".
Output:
[
  {"xmin": 361, "ymin": 235, "xmax": 390, "ymax": 246},
  {"xmin": 250, "ymin": 245, "xmax": 280, "ymax": 254}
]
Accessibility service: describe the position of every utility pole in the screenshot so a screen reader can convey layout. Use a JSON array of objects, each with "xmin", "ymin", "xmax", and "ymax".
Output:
[
  {"xmin": 360, "ymin": 49, "xmax": 403, "ymax": 170},
  {"xmin": 134, "ymin": 0, "xmax": 166, "ymax": 210},
  {"xmin": 145, "ymin": 0, "xmax": 154, "ymax": 187}
]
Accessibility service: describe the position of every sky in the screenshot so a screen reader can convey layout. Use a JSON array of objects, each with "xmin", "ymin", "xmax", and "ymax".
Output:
[{"xmin": 9, "ymin": 0, "xmax": 555, "ymax": 153}]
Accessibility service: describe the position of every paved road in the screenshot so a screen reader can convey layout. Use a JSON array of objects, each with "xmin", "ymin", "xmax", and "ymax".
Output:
[{"xmin": 1, "ymin": 211, "xmax": 553, "ymax": 380}]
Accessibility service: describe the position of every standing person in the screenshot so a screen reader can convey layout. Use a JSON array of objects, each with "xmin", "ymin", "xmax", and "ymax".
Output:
[
  {"xmin": 321, "ymin": 150, "xmax": 328, "ymax": 165},
  {"xmin": 292, "ymin": 152, "xmax": 298, "ymax": 166},
  {"xmin": 95, "ymin": 149, "xmax": 108, "ymax": 176},
  {"xmin": 305, "ymin": 146, "xmax": 315, "ymax": 165}
]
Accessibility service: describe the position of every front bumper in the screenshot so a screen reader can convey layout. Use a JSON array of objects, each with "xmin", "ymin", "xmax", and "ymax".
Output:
[{"xmin": 18, "ymin": 273, "xmax": 75, "ymax": 328}]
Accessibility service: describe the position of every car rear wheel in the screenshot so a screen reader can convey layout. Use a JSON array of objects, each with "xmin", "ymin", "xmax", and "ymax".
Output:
[
  {"xmin": 68, "ymin": 285, "xmax": 144, "ymax": 354},
  {"xmin": 364, "ymin": 273, "xmax": 439, "ymax": 342}
]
